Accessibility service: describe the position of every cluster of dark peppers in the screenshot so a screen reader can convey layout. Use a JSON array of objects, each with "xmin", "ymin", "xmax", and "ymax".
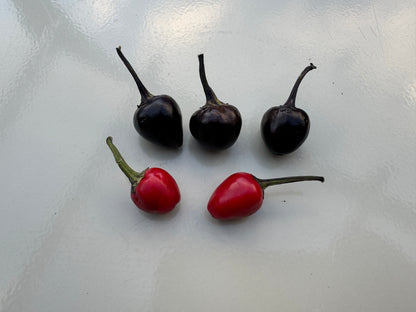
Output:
[{"xmin": 108, "ymin": 47, "xmax": 324, "ymax": 220}]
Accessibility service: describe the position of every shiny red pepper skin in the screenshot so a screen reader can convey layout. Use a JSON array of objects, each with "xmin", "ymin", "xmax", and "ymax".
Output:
[
  {"xmin": 107, "ymin": 137, "xmax": 180, "ymax": 214},
  {"xmin": 208, "ymin": 172, "xmax": 324, "ymax": 220},
  {"xmin": 132, "ymin": 167, "xmax": 180, "ymax": 214},
  {"xmin": 208, "ymin": 173, "xmax": 263, "ymax": 220}
]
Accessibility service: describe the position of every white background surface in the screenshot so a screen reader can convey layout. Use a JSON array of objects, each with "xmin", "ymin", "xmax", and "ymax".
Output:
[{"xmin": 1, "ymin": 0, "xmax": 415, "ymax": 311}]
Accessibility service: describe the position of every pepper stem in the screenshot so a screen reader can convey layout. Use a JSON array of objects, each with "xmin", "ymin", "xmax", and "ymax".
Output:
[
  {"xmin": 106, "ymin": 136, "xmax": 146, "ymax": 187},
  {"xmin": 285, "ymin": 63, "xmax": 316, "ymax": 107},
  {"xmin": 254, "ymin": 175, "xmax": 324, "ymax": 190},
  {"xmin": 116, "ymin": 46, "xmax": 152, "ymax": 102},
  {"xmin": 198, "ymin": 54, "xmax": 221, "ymax": 105}
]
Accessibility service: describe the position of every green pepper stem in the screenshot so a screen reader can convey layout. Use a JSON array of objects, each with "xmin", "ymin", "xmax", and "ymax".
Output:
[
  {"xmin": 116, "ymin": 46, "xmax": 152, "ymax": 102},
  {"xmin": 106, "ymin": 136, "xmax": 145, "ymax": 187},
  {"xmin": 285, "ymin": 63, "xmax": 316, "ymax": 107},
  {"xmin": 255, "ymin": 175, "xmax": 324, "ymax": 190},
  {"xmin": 198, "ymin": 54, "xmax": 222, "ymax": 105}
]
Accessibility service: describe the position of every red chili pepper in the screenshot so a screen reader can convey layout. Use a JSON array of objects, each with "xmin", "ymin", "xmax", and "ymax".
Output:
[
  {"xmin": 207, "ymin": 172, "xmax": 324, "ymax": 220},
  {"xmin": 106, "ymin": 136, "xmax": 180, "ymax": 214}
]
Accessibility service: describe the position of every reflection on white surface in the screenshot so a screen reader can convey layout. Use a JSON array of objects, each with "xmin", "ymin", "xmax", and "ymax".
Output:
[
  {"xmin": 0, "ymin": 0, "xmax": 415, "ymax": 311},
  {"xmin": 63, "ymin": 0, "xmax": 121, "ymax": 33},
  {"xmin": 145, "ymin": 1, "xmax": 224, "ymax": 42}
]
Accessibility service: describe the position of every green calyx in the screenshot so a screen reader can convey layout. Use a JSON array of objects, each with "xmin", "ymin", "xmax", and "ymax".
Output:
[
  {"xmin": 106, "ymin": 136, "xmax": 147, "ymax": 189},
  {"xmin": 254, "ymin": 175, "xmax": 324, "ymax": 191}
]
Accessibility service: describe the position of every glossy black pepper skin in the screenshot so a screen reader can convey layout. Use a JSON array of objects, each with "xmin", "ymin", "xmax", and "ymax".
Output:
[
  {"xmin": 261, "ymin": 63, "xmax": 316, "ymax": 155},
  {"xmin": 190, "ymin": 54, "xmax": 242, "ymax": 150},
  {"xmin": 117, "ymin": 46, "xmax": 183, "ymax": 148},
  {"xmin": 261, "ymin": 106, "xmax": 310, "ymax": 155},
  {"xmin": 190, "ymin": 103, "xmax": 241, "ymax": 149},
  {"xmin": 134, "ymin": 95, "xmax": 183, "ymax": 148}
]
